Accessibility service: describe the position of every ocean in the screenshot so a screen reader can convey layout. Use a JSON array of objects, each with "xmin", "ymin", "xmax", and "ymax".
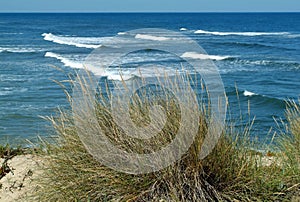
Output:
[{"xmin": 0, "ymin": 13, "xmax": 299, "ymax": 145}]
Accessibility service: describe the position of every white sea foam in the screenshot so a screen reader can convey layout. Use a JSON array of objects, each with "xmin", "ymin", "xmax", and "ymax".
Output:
[
  {"xmin": 45, "ymin": 52, "xmax": 106, "ymax": 76},
  {"xmin": 135, "ymin": 34, "xmax": 170, "ymax": 41},
  {"xmin": 243, "ymin": 90, "xmax": 257, "ymax": 97},
  {"xmin": 105, "ymin": 73, "xmax": 133, "ymax": 81},
  {"xmin": 45, "ymin": 52, "xmax": 83, "ymax": 69},
  {"xmin": 1, "ymin": 32, "xmax": 23, "ymax": 35},
  {"xmin": 231, "ymin": 59, "xmax": 272, "ymax": 66},
  {"xmin": 117, "ymin": 32, "xmax": 127, "ymax": 35},
  {"xmin": 287, "ymin": 34, "xmax": 300, "ymax": 38},
  {"xmin": 0, "ymin": 47, "xmax": 43, "ymax": 53},
  {"xmin": 104, "ymin": 67, "xmax": 179, "ymax": 81},
  {"xmin": 44, "ymin": 51, "xmax": 178, "ymax": 77},
  {"xmin": 180, "ymin": 28, "xmax": 188, "ymax": 31},
  {"xmin": 194, "ymin": 29, "xmax": 290, "ymax": 36},
  {"xmin": 42, "ymin": 33, "xmax": 103, "ymax": 49},
  {"xmin": 230, "ymin": 59, "xmax": 300, "ymax": 69},
  {"xmin": 181, "ymin": 52, "xmax": 231, "ymax": 61}
]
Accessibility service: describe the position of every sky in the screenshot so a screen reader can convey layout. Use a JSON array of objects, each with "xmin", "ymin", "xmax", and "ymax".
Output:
[{"xmin": 0, "ymin": 0, "xmax": 299, "ymax": 12}]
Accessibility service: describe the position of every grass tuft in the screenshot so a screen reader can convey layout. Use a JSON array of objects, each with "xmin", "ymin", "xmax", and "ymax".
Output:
[{"xmin": 34, "ymin": 72, "xmax": 300, "ymax": 201}]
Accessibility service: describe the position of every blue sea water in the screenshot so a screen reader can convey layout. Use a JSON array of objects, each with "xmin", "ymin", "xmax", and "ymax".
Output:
[{"xmin": 0, "ymin": 13, "xmax": 299, "ymax": 145}]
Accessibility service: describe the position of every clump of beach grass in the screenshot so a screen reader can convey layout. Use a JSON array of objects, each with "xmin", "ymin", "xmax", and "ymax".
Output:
[
  {"xmin": 0, "ymin": 144, "xmax": 24, "ymax": 158},
  {"xmin": 275, "ymin": 99, "xmax": 300, "ymax": 200},
  {"xmin": 34, "ymin": 71, "xmax": 299, "ymax": 201}
]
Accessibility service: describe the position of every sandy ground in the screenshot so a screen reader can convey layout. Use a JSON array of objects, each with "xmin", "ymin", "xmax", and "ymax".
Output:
[{"xmin": 0, "ymin": 154, "xmax": 43, "ymax": 202}]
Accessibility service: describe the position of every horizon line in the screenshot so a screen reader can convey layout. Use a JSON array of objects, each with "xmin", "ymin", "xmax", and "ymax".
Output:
[{"xmin": 0, "ymin": 11, "xmax": 299, "ymax": 14}]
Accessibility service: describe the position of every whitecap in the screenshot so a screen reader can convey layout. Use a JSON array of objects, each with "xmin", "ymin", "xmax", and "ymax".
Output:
[
  {"xmin": 181, "ymin": 52, "xmax": 231, "ymax": 61},
  {"xmin": 194, "ymin": 29, "xmax": 289, "ymax": 36},
  {"xmin": 0, "ymin": 47, "xmax": 43, "ymax": 53},
  {"xmin": 180, "ymin": 28, "xmax": 188, "ymax": 31},
  {"xmin": 135, "ymin": 34, "xmax": 170, "ymax": 41},
  {"xmin": 42, "ymin": 33, "xmax": 103, "ymax": 49},
  {"xmin": 286, "ymin": 34, "xmax": 300, "ymax": 38},
  {"xmin": 45, "ymin": 52, "xmax": 106, "ymax": 76},
  {"xmin": 117, "ymin": 32, "xmax": 127, "ymax": 35},
  {"xmin": 104, "ymin": 67, "xmax": 179, "ymax": 81},
  {"xmin": 1, "ymin": 32, "xmax": 23, "ymax": 35},
  {"xmin": 45, "ymin": 52, "xmax": 83, "ymax": 69},
  {"xmin": 243, "ymin": 90, "xmax": 257, "ymax": 97}
]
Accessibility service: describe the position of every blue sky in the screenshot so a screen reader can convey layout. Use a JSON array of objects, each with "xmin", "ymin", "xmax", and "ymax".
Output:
[{"xmin": 1, "ymin": 0, "xmax": 299, "ymax": 12}]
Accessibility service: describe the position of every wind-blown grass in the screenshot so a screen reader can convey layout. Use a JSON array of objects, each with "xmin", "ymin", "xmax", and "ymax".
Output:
[{"xmin": 34, "ymin": 72, "xmax": 300, "ymax": 201}]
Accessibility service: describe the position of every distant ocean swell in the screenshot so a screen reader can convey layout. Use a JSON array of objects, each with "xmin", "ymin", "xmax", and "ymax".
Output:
[
  {"xmin": 39, "ymin": 30, "xmax": 300, "ymax": 79},
  {"xmin": 211, "ymin": 41, "xmax": 297, "ymax": 51},
  {"xmin": 44, "ymin": 53, "xmax": 299, "ymax": 80},
  {"xmin": 42, "ymin": 29, "xmax": 299, "ymax": 49}
]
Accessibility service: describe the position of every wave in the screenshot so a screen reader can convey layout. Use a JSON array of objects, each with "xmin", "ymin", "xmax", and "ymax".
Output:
[
  {"xmin": 226, "ymin": 88, "xmax": 286, "ymax": 109},
  {"xmin": 180, "ymin": 28, "xmax": 188, "ymax": 31},
  {"xmin": 117, "ymin": 32, "xmax": 127, "ymax": 35},
  {"xmin": 1, "ymin": 32, "xmax": 23, "ymax": 35},
  {"xmin": 104, "ymin": 67, "xmax": 182, "ymax": 81},
  {"xmin": 231, "ymin": 59, "xmax": 300, "ymax": 69},
  {"xmin": 194, "ymin": 29, "xmax": 290, "ymax": 36},
  {"xmin": 181, "ymin": 52, "xmax": 232, "ymax": 61},
  {"xmin": 226, "ymin": 88, "xmax": 261, "ymax": 98},
  {"xmin": 0, "ymin": 47, "xmax": 43, "ymax": 53},
  {"xmin": 286, "ymin": 34, "xmax": 300, "ymax": 38},
  {"xmin": 45, "ymin": 52, "xmax": 83, "ymax": 69},
  {"xmin": 243, "ymin": 90, "xmax": 257, "ymax": 97},
  {"xmin": 135, "ymin": 34, "xmax": 170, "ymax": 41},
  {"xmin": 42, "ymin": 33, "xmax": 103, "ymax": 49},
  {"xmin": 44, "ymin": 51, "xmax": 178, "ymax": 75},
  {"xmin": 45, "ymin": 52, "xmax": 106, "ymax": 76},
  {"xmin": 214, "ymin": 41, "xmax": 294, "ymax": 50},
  {"xmin": 0, "ymin": 87, "xmax": 28, "ymax": 96}
]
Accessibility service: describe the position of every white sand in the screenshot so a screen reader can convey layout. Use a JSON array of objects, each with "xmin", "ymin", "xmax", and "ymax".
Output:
[{"xmin": 0, "ymin": 155, "xmax": 42, "ymax": 202}]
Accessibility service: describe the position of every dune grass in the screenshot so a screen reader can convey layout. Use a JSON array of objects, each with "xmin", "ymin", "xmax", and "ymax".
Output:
[
  {"xmin": 0, "ymin": 144, "xmax": 24, "ymax": 158},
  {"xmin": 33, "ymin": 72, "xmax": 299, "ymax": 202}
]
